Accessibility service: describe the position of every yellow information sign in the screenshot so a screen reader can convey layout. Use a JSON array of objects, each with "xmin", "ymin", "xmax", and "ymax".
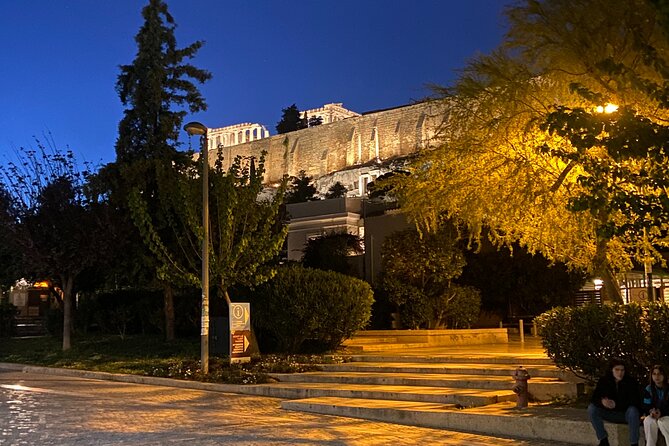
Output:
[{"xmin": 229, "ymin": 303, "xmax": 251, "ymax": 364}]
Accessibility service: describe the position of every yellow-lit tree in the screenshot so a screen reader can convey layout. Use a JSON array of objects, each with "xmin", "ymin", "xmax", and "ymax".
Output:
[{"xmin": 392, "ymin": 0, "xmax": 669, "ymax": 302}]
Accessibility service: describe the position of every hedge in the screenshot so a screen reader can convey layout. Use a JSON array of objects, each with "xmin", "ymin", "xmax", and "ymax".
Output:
[{"xmin": 535, "ymin": 302, "xmax": 669, "ymax": 381}]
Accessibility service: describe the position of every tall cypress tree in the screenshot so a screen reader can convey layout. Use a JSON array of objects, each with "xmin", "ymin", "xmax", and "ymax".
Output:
[
  {"xmin": 99, "ymin": 0, "xmax": 211, "ymax": 340},
  {"xmin": 116, "ymin": 0, "xmax": 211, "ymax": 163}
]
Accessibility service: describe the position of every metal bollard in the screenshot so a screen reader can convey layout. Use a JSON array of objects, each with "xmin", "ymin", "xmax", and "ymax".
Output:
[
  {"xmin": 519, "ymin": 319, "xmax": 525, "ymax": 343},
  {"xmin": 512, "ymin": 366, "xmax": 531, "ymax": 408}
]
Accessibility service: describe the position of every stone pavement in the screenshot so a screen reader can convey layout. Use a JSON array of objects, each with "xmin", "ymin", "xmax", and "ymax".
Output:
[{"xmin": 0, "ymin": 368, "xmax": 574, "ymax": 446}]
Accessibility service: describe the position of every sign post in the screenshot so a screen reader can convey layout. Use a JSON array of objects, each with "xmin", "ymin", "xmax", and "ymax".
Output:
[{"xmin": 229, "ymin": 303, "xmax": 251, "ymax": 364}]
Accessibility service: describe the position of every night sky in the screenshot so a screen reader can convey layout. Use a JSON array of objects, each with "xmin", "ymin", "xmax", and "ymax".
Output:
[{"xmin": 0, "ymin": 1, "xmax": 507, "ymax": 166}]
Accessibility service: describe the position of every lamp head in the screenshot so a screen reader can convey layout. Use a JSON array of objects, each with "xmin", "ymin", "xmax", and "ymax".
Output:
[
  {"xmin": 595, "ymin": 103, "xmax": 618, "ymax": 114},
  {"xmin": 184, "ymin": 121, "xmax": 207, "ymax": 136}
]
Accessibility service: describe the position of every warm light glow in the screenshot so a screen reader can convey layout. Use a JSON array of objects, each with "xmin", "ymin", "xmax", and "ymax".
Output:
[
  {"xmin": 595, "ymin": 103, "xmax": 619, "ymax": 114},
  {"xmin": 33, "ymin": 281, "xmax": 49, "ymax": 288},
  {"xmin": 593, "ymin": 278, "xmax": 604, "ymax": 290}
]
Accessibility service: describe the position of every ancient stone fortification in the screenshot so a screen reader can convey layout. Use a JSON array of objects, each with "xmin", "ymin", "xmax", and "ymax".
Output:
[{"xmin": 209, "ymin": 101, "xmax": 447, "ymax": 188}]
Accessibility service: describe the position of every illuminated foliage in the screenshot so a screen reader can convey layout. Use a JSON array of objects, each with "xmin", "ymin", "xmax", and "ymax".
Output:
[{"xmin": 391, "ymin": 0, "xmax": 669, "ymax": 302}]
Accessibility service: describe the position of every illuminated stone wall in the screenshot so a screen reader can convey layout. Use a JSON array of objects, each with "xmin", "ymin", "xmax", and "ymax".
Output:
[{"xmin": 208, "ymin": 101, "xmax": 446, "ymax": 187}]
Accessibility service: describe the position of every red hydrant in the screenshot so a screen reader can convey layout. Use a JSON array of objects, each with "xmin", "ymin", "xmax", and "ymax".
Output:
[{"xmin": 512, "ymin": 366, "xmax": 531, "ymax": 408}]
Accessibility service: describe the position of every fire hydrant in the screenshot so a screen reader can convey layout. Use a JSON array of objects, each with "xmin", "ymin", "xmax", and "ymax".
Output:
[{"xmin": 512, "ymin": 366, "xmax": 531, "ymax": 408}]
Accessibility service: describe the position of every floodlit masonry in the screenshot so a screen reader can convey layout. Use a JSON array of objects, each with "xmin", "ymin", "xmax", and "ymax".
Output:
[
  {"xmin": 300, "ymin": 102, "xmax": 361, "ymax": 124},
  {"xmin": 206, "ymin": 100, "xmax": 446, "ymax": 196},
  {"xmin": 207, "ymin": 122, "xmax": 270, "ymax": 148},
  {"xmin": 207, "ymin": 103, "xmax": 360, "ymax": 150}
]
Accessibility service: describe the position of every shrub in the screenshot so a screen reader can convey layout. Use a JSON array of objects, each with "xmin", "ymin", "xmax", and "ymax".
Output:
[
  {"xmin": 301, "ymin": 232, "xmax": 364, "ymax": 276},
  {"xmin": 0, "ymin": 300, "xmax": 16, "ymax": 337},
  {"xmin": 383, "ymin": 278, "xmax": 481, "ymax": 329},
  {"xmin": 380, "ymin": 227, "xmax": 482, "ymax": 329},
  {"xmin": 76, "ymin": 289, "xmax": 164, "ymax": 336},
  {"xmin": 251, "ymin": 265, "xmax": 374, "ymax": 353},
  {"xmin": 536, "ymin": 303, "xmax": 653, "ymax": 381},
  {"xmin": 95, "ymin": 287, "xmax": 201, "ymax": 338},
  {"xmin": 439, "ymin": 285, "xmax": 481, "ymax": 328}
]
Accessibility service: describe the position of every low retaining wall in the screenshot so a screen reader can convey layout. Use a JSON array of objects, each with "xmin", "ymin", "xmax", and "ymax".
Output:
[{"xmin": 350, "ymin": 328, "xmax": 508, "ymax": 346}]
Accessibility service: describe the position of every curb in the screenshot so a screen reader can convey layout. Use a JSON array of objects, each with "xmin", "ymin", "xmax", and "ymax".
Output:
[{"xmin": 0, "ymin": 362, "xmax": 265, "ymax": 396}]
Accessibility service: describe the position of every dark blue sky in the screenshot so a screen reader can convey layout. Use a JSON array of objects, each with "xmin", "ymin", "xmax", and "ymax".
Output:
[{"xmin": 0, "ymin": 1, "xmax": 507, "ymax": 166}]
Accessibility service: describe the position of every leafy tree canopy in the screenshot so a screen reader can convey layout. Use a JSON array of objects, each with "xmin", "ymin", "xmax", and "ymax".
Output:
[
  {"xmin": 0, "ymin": 142, "xmax": 112, "ymax": 350},
  {"xmin": 380, "ymin": 226, "xmax": 476, "ymax": 328},
  {"xmin": 301, "ymin": 232, "xmax": 364, "ymax": 276},
  {"xmin": 92, "ymin": 0, "xmax": 211, "ymax": 339},
  {"xmin": 390, "ymin": 0, "xmax": 669, "ymax": 302},
  {"xmin": 308, "ymin": 115, "xmax": 323, "ymax": 127},
  {"xmin": 130, "ymin": 151, "xmax": 288, "ymax": 304}
]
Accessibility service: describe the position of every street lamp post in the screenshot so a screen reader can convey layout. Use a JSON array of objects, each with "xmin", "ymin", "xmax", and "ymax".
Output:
[
  {"xmin": 644, "ymin": 228, "xmax": 654, "ymax": 301},
  {"xmin": 184, "ymin": 121, "xmax": 209, "ymax": 374}
]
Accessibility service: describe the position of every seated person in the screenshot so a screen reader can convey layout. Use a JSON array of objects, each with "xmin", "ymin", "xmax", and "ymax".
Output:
[
  {"xmin": 587, "ymin": 358, "xmax": 641, "ymax": 446},
  {"xmin": 643, "ymin": 364, "xmax": 669, "ymax": 446}
]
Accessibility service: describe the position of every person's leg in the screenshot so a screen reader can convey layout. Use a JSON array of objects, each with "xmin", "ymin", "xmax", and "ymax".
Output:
[
  {"xmin": 625, "ymin": 406, "xmax": 640, "ymax": 445},
  {"xmin": 645, "ymin": 416, "xmax": 659, "ymax": 446},
  {"xmin": 588, "ymin": 403, "xmax": 610, "ymax": 442},
  {"xmin": 656, "ymin": 416, "xmax": 669, "ymax": 443}
]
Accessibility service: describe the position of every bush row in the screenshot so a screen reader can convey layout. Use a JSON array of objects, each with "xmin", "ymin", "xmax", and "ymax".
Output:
[
  {"xmin": 536, "ymin": 303, "xmax": 669, "ymax": 381},
  {"xmin": 75, "ymin": 289, "xmax": 200, "ymax": 338},
  {"xmin": 50, "ymin": 265, "xmax": 374, "ymax": 354}
]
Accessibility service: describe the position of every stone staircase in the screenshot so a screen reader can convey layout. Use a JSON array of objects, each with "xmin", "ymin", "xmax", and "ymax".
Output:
[
  {"xmin": 265, "ymin": 354, "xmax": 582, "ymax": 408},
  {"xmin": 244, "ymin": 347, "xmax": 592, "ymax": 444}
]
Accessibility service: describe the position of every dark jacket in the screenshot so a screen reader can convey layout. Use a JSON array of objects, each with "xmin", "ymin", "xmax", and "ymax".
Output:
[
  {"xmin": 642, "ymin": 384, "xmax": 669, "ymax": 416},
  {"xmin": 591, "ymin": 373, "xmax": 641, "ymax": 412}
]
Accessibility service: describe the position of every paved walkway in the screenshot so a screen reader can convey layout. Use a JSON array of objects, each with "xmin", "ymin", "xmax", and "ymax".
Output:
[{"xmin": 0, "ymin": 368, "xmax": 573, "ymax": 445}]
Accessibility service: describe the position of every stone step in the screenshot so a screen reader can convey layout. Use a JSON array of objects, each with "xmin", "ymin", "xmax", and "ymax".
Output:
[
  {"xmin": 321, "ymin": 361, "xmax": 577, "ymax": 381},
  {"xmin": 349, "ymin": 354, "xmax": 555, "ymax": 366},
  {"xmin": 242, "ymin": 382, "xmax": 516, "ymax": 406},
  {"xmin": 342, "ymin": 336, "xmax": 406, "ymax": 344},
  {"xmin": 12, "ymin": 318, "xmax": 48, "ymax": 337},
  {"xmin": 343, "ymin": 342, "xmax": 438, "ymax": 352},
  {"xmin": 280, "ymin": 398, "xmax": 628, "ymax": 446},
  {"xmin": 268, "ymin": 371, "xmax": 581, "ymax": 401}
]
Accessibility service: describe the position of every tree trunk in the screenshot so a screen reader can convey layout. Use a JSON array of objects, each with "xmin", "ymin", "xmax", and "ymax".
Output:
[
  {"xmin": 62, "ymin": 276, "xmax": 74, "ymax": 351},
  {"xmin": 600, "ymin": 265, "xmax": 623, "ymax": 304},
  {"xmin": 593, "ymin": 237, "xmax": 623, "ymax": 304},
  {"xmin": 163, "ymin": 283, "xmax": 175, "ymax": 341}
]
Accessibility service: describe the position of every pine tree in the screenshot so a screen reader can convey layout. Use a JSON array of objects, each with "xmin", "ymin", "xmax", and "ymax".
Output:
[
  {"xmin": 276, "ymin": 104, "xmax": 308, "ymax": 134},
  {"xmin": 325, "ymin": 182, "xmax": 347, "ymax": 199},
  {"xmin": 285, "ymin": 170, "xmax": 319, "ymax": 203}
]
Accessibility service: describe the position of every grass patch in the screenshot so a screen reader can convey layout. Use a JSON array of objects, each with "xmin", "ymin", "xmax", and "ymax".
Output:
[{"xmin": 0, "ymin": 335, "xmax": 350, "ymax": 384}]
